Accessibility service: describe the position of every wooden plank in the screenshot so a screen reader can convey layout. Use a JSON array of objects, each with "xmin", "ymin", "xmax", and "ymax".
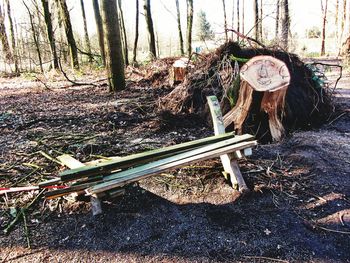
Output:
[
  {"xmin": 57, "ymin": 154, "xmax": 85, "ymax": 169},
  {"xmin": 87, "ymin": 140, "xmax": 257, "ymax": 195},
  {"xmin": 207, "ymin": 96, "xmax": 250, "ymax": 193},
  {"xmin": 60, "ymin": 132, "xmax": 236, "ymax": 182}
]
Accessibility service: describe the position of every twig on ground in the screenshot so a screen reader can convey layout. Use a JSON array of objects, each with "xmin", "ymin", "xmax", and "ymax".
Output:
[{"xmin": 243, "ymin": 256, "xmax": 289, "ymax": 263}]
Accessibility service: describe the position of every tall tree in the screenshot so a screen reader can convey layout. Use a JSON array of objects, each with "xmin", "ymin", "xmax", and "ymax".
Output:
[
  {"xmin": 259, "ymin": 0, "xmax": 263, "ymax": 40},
  {"xmin": 280, "ymin": 0, "xmax": 289, "ymax": 50},
  {"xmin": 335, "ymin": 0, "xmax": 339, "ymax": 42},
  {"xmin": 80, "ymin": 0, "xmax": 92, "ymax": 63},
  {"xmin": 143, "ymin": 0, "xmax": 157, "ymax": 59},
  {"xmin": 92, "ymin": 0, "xmax": 106, "ymax": 66},
  {"xmin": 231, "ymin": 0, "xmax": 234, "ymax": 39},
  {"xmin": 320, "ymin": 0, "xmax": 328, "ymax": 56},
  {"xmin": 41, "ymin": 0, "xmax": 59, "ymax": 69},
  {"xmin": 100, "ymin": 0, "xmax": 125, "ymax": 91},
  {"xmin": 0, "ymin": 4, "xmax": 12, "ymax": 62},
  {"xmin": 175, "ymin": 0, "xmax": 184, "ymax": 55},
  {"xmin": 242, "ymin": 0, "xmax": 245, "ymax": 35},
  {"xmin": 236, "ymin": 0, "xmax": 240, "ymax": 41},
  {"xmin": 254, "ymin": 0, "xmax": 259, "ymax": 41},
  {"xmin": 275, "ymin": 0, "xmax": 280, "ymax": 39},
  {"xmin": 222, "ymin": 0, "xmax": 228, "ymax": 42},
  {"xmin": 5, "ymin": 0, "xmax": 18, "ymax": 73},
  {"xmin": 23, "ymin": 1, "xmax": 44, "ymax": 73},
  {"xmin": 133, "ymin": 0, "xmax": 139, "ymax": 63},
  {"xmin": 186, "ymin": 0, "xmax": 193, "ymax": 56},
  {"xmin": 197, "ymin": 10, "xmax": 213, "ymax": 41},
  {"xmin": 340, "ymin": 0, "xmax": 346, "ymax": 45},
  {"xmin": 57, "ymin": 0, "xmax": 79, "ymax": 69},
  {"xmin": 117, "ymin": 0, "xmax": 129, "ymax": 66}
]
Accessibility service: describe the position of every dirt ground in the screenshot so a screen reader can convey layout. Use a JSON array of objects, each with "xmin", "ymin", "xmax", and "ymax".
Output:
[{"xmin": 0, "ymin": 69, "xmax": 349, "ymax": 263}]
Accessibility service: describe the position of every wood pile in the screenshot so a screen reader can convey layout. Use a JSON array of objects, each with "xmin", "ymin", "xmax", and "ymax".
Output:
[
  {"xmin": 160, "ymin": 42, "xmax": 335, "ymax": 142},
  {"xmin": 41, "ymin": 132, "xmax": 256, "ymax": 212}
]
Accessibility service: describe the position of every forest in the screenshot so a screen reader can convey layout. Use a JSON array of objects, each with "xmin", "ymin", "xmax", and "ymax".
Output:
[{"xmin": 0, "ymin": 0, "xmax": 349, "ymax": 262}]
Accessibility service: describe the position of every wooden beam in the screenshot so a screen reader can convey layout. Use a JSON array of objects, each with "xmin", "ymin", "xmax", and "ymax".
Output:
[
  {"xmin": 87, "ymin": 140, "xmax": 257, "ymax": 195},
  {"xmin": 60, "ymin": 132, "xmax": 236, "ymax": 182},
  {"xmin": 207, "ymin": 96, "xmax": 250, "ymax": 193},
  {"xmin": 57, "ymin": 154, "xmax": 85, "ymax": 169}
]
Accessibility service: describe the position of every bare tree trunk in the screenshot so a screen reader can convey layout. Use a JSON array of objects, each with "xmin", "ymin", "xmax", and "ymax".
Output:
[
  {"xmin": 5, "ymin": 0, "xmax": 18, "ymax": 73},
  {"xmin": 339, "ymin": 0, "xmax": 347, "ymax": 54},
  {"xmin": 242, "ymin": 0, "xmax": 245, "ymax": 35},
  {"xmin": 222, "ymin": 0, "xmax": 228, "ymax": 42},
  {"xmin": 186, "ymin": 0, "xmax": 193, "ymax": 56},
  {"xmin": 133, "ymin": 0, "xmax": 139, "ymax": 63},
  {"xmin": 259, "ymin": 0, "xmax": 263, "ymax": 40},
  {"xmin": 175, "ymin": 0, "xmax": 184, "ymax": 55},
  {"xmin": 0, "ymin": 5, "xmax": 12, "ymax": 62},
  {"xmin": 58, "ymin": 0, "xmax": 79, "ymax": 69},
  {"xmin": 41, "ymin": 0, "xmax": 59, "ymax": 69},
  {"xmin": 231, "ymin": 0, "xmax": 234, "ymax": 39},
  {"xmin": 80, "ymin": 0, "xmax": 92, "ymax": 63},
  {"xmin": 281, "ymin": 0, "xmax": 289, "ymax": 50},
  {"xmin": 320, "ymin": 0, "xmax": 328, "ymax": 56},
  {"xmin": 143, "ymin": 0, "xmax": 157, "ymax": 59},
  {"xmin": 254, "ymin": 0, "xmax": 259, "ymax": 41},
  {"xmin": 236, "ymin": 0, "xmax": 240, "ymax": 41},
  {"xmin": 92, "ymin": 0, "xmax": 106, "ymax": 66},
  {"xmin": 117, "ymin": 0, "xmax": 129, "ymax": 66},
  {"xmin": 23, "ymin": 1, "xmax": 44, "ymax": 73},
  {"xmin": 335, "ymin": 0, "xmax": 339, "ymax": 43},
  {"xmin": 275, "ymin": 0, "xmax": 280, "ymax": 39},
  {"xmin": 100, "ymin": 0, "xmax": 125, "ymax": 92}
]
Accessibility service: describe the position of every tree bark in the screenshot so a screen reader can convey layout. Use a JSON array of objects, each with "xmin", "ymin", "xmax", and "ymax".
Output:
[
  {"xmin": 23, "ymin": 1, "xmax": 44, "ymax": 73},
  {"xmin": 281, "ymin": 0, "xmax": 289, "ymax": 50},
  {"xmin": 275, "ymin": 0, "xmax": 280, "ymax": 39},
  {"xmin": 236, "ymin": 0, "xmax": 240, "ymax": 41},
  {"xmin": 222, "ymin": 0, "xmax": 228, "ymax": 42},
  {"xmin": 320, "ymin": 0, "xmax": 328, "ymax": 56},
  {"xmin": 41, "ymin": 0, "xmax": 59, "ymax": 69},
  {"xmin": 92, "ymin": 0, "xmax": 106, "ymax": 66},
  {"xmin": 335, "ymin": 0, "xmax": 339, "ymax": 42},
  {"xmin": 259, "ymin": 0, "xmax": 263, "ymax": 40},
  {"xmin": 175, "ymin": 0, "xmax": 184, "ymax": 55},
  {"xmin": 186, "ymin": 0, "xmax": 193, "ymax": 56},
  {"xmin": 57, "ymin": 0, "xmax": 79, "ymax": 69},
  {"xmin": 117, "ymin": 0, "xmax": 129, "ymax": 66},
  {"xmin": 100, "ymin": 0, "xmax": 125, "ymax": 92},
  {"xmin": 254, "ymin": 0, "xmax": 259, "ymax": 41},
  {"xmin": 242, "ymin": 0, "xmax": 245, "ymax": 34},
  {"xmin": 80, "ymin": 0, "xmax": 93, "ymax": 63},
  {"xmin": 231, "ymin": 0, "xmax": 234, "ymax": 39},
  {"xmin": 0, "ymin": 5, "xmax": 12, "ymax": 62},
  {"xmin": 143, "ymin": 0, "xmax": 157, "ymax": 59},
  {"xmin": 133, "ymin": 0, "xmax": 139, "ymax": 63},
  {"xmin": 5, "ymin": 0, "xmax": 18, "ymax": 73}
]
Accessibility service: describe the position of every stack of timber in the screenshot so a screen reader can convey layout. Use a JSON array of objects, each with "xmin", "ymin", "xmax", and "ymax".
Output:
[{"xmin": 42, "ymin": 132, "xmax": 256, "ymax": 201}]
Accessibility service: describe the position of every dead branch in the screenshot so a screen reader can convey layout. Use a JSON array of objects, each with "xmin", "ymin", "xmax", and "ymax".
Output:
[{"xmin": 226, "ymin": 28, "xmax": 266, "ymax": 48}]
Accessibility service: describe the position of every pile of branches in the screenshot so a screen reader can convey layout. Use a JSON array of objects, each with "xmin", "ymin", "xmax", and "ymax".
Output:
[{"xmin": 160, "ymin": 42, "xmax": 336, "ymax": 142}]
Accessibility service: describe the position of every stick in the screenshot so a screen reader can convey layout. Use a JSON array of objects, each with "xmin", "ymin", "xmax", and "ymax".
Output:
[{"xmin": 226, "ymin": 28, "xmax": 266, "ymax": 48}]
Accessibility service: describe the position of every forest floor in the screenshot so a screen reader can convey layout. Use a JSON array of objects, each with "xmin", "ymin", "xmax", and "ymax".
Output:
[{"xmin": 0, "ymin": 65, "xmax": 349, "ymax": 263}]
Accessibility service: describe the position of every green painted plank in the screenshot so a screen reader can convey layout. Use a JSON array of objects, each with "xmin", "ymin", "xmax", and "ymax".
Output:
[
  {"xmin": 60, "ymin": 132, "xmax": 236, "ymax": 182},
  {"xmin": 88, "ymin": 139, "xmax": 257, "ymax": 194}
]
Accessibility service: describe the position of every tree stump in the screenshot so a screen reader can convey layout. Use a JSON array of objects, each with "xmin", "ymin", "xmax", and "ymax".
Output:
[{"xmin": 224, "ymin": 56, "xmax": 291, "ymax": 141}]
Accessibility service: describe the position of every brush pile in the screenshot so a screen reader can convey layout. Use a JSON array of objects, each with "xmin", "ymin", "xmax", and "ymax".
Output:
[{"xmin": 160, "ymin": 42, "xmax": 336, "ymax": 142}]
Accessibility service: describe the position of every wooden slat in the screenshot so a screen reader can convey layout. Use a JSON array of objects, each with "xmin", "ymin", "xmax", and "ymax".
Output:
[
  {"xmin": 57, "ymin": 154, "xmax": 85, "ymax": 169},
  {"xmin": 207, "ymin": 96, "xmax": 250, "ymax": 193},
  {"xmin": 60, "ymin": 132, "xmax": 236, "ymax": 182},
  {"xmin": 88, "ymin": 140, "xmax": 257, "ymax": 194}
]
